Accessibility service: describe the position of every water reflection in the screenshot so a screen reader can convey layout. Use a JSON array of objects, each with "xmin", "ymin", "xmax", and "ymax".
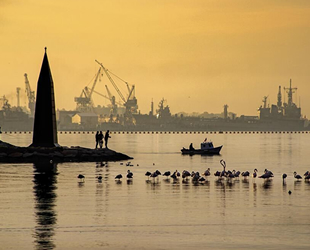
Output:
[
  {"xmin": 262, "ymin": 179, "xmax": 273, "ymax": 190},
  {"xmin": 33, "ymin": 162, "xmax": 58, "ymax": 250},
  {"xmin": 294, "ymin": 180, "xmax": 302, "ymax": 190},
  {"xmin": 115, "ymin": 180, "xmax": 122, "ymax": 185}
]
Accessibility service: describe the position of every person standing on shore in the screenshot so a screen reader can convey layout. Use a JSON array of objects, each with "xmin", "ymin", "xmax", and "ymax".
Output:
[
  {"xmin": 95, "ymin": 131, "xmax": 99, "ymax": 149},
  {"xmin": 99, "ymin": 131, "xmax": 104, "ymax": 148},
  {"xmin": 104, "ymin": 130, "xmax": 111, "ymax": 149}
]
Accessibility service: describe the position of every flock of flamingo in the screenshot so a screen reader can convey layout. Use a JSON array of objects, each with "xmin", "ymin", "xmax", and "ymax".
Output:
[{"xmin": 77, "ymin": 159, "xmax": 310, "ymax": 185}]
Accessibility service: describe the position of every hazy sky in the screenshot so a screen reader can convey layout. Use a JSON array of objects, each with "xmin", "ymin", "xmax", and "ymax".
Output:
[{"xmin": 1, "ymin": 0, "xmax": 310, "ymax": 117}]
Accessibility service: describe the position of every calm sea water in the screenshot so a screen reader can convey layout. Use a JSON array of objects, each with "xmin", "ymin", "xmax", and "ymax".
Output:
[{"xmin": 0, "ymin": 132, "xmax": 309, "ymax": 250}]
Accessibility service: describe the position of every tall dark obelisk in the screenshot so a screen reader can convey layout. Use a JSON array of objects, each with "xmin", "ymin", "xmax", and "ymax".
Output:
[{"xmin": 30, "ymin": 48, "xmax": 59, "ymax": 147}]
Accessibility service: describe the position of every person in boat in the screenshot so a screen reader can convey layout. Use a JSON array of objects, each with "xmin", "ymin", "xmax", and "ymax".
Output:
[{"xmin": 189, "ymin": 143, "xmax": 195, "ymax": 151}]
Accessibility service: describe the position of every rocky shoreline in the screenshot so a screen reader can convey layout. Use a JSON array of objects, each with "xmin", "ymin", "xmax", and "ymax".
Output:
[{"xmin": 0, "ymin": 140, "xmax": 132, "ymax": 163}]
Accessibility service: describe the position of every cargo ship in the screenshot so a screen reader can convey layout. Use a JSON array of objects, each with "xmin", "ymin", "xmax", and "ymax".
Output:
[{"xmin": 131, "ymin": 80, "xmax": 308, "ymax": 132}]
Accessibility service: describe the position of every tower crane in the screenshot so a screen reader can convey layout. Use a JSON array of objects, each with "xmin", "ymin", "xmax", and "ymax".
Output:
[
  {"xmin": 74, "ymin": 67, "xmax": 102, "ymax": 112},
  {"xmin": 24, "ymin": 73, "xmax": 35, "ymax": 116},
  {"xmin": 105, "ymin": 85, "xmax": 117, "ymax": 115},
  {"xmin": 92, "ymin": 89, "xmax": 122, "ymax": 114},
  {"xmin": 95, "ymin": 60, "xmax": 138, "ymax": 124}
]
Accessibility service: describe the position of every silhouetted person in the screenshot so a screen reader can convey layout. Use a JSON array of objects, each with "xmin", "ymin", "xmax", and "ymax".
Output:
[
  {"xmin": 189, "ymin": 143, "xmax": 194, "ymax": 151},
  {"xmin": 99, "ymin": 131, "xmax": 104, "ymax": 149},
  {"xmin": 104, "ymin": 130, "xmax": 111, "ymax": 148},
  {"xmin": 95, "ymin": 131, "xmax": 100, "ymax": 149}
]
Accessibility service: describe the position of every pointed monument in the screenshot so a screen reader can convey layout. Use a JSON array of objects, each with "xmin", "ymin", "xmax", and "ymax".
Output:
[{"xmin": 30, "ymin": 48, "xmax": 59, "ymax": 147}]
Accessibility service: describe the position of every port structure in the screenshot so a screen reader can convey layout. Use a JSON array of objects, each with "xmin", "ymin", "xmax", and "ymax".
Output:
[
  {"xmin": 95, "ymin": 60, "xmax": 138, "ymax": 121},
  {"xmin": 24, "ymin": 73, "xmax": 36, "ymax": 117},
  {"xmin": 74, "ymin": 60, "xmax": 138, "ymax": 125},
  {"xmin": 259, "ymin": 79, "xmax": 301, "ymax": 120},
  {"xmin": 74, "ymin": 61, "xmax": 138, "ymax": 125}
]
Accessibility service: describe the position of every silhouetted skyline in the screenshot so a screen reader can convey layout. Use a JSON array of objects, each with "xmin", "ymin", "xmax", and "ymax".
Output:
[{"xmin": 1, "ymin": 0, "xmax": 310, "ymax": 117}]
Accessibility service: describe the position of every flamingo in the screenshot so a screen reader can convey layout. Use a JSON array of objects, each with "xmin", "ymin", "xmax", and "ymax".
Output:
[
  {"xmin": 77, "ymin": 174, "xmax": 85, "ymax": 182},
  {"xmin": 182, "ymin": 170, "xmax": 191, "ymax": 180},
  {"xmin": 252, "ymin": 169, "xmax": 258, "ymax": 178},
  {"xmin": 199, "ymin": 176, "xmax": 206, "ymax": 182},
  {"xmin": 241, "ymin": 171, "xmax": 250, "ymax": 178},
  {"xmin": 259, "ymin": 169, "xmax": 273, "ymax": 179},
  {"xmin": 170, "ymin": 170, "xmax": 179, "ymax": 180},
  {"xmin": 192, "ymin": 172, "xmax": 200, "ymax": 182},
  {"xmin": 294, "ymin": 172, "xmax": 302, "ymax": 180},
  {"xmin": 203, "ymin": 168, "xmax": 211, "ymax": 177},
  {"xmin": 155, "ymin": 170, "xmax": 161, "ymax": 176},
  {"xmin": 176, "ymin": 171, "xmax": 181, "ymax": 178},
  {"xmin": 163, "ymin": 171, "xmax": 171, "ymax": 179},
  {"xmin": 150, "ymin": 171, "xmax": 159, "ymax": 181},
  {"xmin": 145, "ymin": 171, "xmax": 152, "ymax": 179},
  {"xmin": 220, "ymin": 159, "xmax": 226, "ymax": 176},
  {"xmin": 127, "ymin": 170, "xmax": 133, "ymax": 180},
  {"xmin": 214, "ymin": 171, "xmax": 221, "ymax": 178},
  {"xmin": 226, "ymin": 171, "xmax": 235, "ymax": 179},
  {"xmin": 115, "ymin": 174, "xmax": 123, "ymax": 180},
  {"xmin": 234, "ymin": 170, "xmax": 241, "ymax": 178}
]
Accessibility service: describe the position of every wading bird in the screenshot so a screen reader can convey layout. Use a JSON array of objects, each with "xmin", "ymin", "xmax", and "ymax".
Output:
[
  {"xmin": 294, "ymin": 171, "xmax": 302, "ymax": 180},
  {"xmin": 77, "ymin": 174, "xmax": 85, "ymax": 182},
  {"xmin": 115, "ymin": 174, "xmax": 123, "ymax": 180},
  {"xmin": 252, "ymin": 169, "xmax": 258, "ymax": 178}
]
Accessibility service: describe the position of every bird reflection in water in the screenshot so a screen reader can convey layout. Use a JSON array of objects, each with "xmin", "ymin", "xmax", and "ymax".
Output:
[
  {"xmin": 146, "ymin": 180, "xmax": 161, "ymax": 190},
  {"xmin": 262, "ymin": 179, "xmax": 273, "ymax": 189},
  {"xmin": 214, "ymin": 179, "xmax": 225, "ymax": 190},
  {"xmin": 294, "ymin": 179, "xmax": 302, "ymax": 189},
  {"xmin": 33, "ymin": 162, "xmax": 58, "ymax": 250},
  {"xmin": 127, "ymin": 179, "xmax": 133, "ymax": 185},
  {"xmin": 162, "ymin": 178, "xmax": 171, "ymax": 184}
]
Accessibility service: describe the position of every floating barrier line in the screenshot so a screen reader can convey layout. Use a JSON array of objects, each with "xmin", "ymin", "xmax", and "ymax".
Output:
[{"xmin": 1, "ymin": 131, "xmax": 309, "ymax": 134}]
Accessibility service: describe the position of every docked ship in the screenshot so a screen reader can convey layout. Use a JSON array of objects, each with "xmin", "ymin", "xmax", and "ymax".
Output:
[{"xmin": 132, "ymin": 80, "xmax": 308, "ymax": 132}]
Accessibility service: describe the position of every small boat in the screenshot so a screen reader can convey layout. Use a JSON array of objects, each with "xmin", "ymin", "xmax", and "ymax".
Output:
[{"xmin": 181, "ymin": 139, "xmax": 222, "ymax": 155}]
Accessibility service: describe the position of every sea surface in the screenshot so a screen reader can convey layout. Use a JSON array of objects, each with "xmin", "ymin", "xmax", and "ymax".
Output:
[{"xmin": 0, "ymin": 132, "xmax": 309, "ymax": 250}]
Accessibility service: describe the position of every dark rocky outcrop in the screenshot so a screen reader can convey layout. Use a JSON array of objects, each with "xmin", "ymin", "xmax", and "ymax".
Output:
[{"xmin": 0, "ymin": 140, "xmax": 132, "ymax": 163}]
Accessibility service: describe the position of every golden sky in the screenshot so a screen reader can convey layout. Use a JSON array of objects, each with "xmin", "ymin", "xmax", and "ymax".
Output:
[{"xmin": 1, "ymin": 0, "xmax": 310, "ymax": 117}]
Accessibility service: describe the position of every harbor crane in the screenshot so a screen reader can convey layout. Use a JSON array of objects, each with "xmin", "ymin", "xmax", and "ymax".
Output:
[
  {"xmin": 95, "ymin": 60, "xmax": 138, "ymax": 124},
  {"xmin": 74, "ymin": 67, "xmax": 102, "ymax": 112},
  {"xmin": 74, "ymin": 67, "xmax": 122, "ymax": 114},
  {"xmin": 24, "ymin": 73, "xmax": 35, "ymax": 116},
  {"xmin": 105, "ymin": 85, "xmax": 118, "ymax": 115},
  {"xmin": 92, "ymin": 88, "xmax": 122, "ymax": 115}
]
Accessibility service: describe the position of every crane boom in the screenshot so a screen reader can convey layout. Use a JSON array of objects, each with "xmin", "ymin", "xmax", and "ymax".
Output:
[
  {"xmin": 88, "ymin": 67, "xmax": 102, "ymax": 99},
  {"xmin": 95, "ymin": 60, "xmax": 126, "ymax": 103},
  {"xmin": 105, "ymin": 85, "xmax": 113, "ymax": 100},
  {"xmin": 24, "ymin": 73, "xmax": 35, "ymax": 116},
  {"xmin": 74, "ymin": 67, "xmax": 103, "ymax": 112},
  {"xmin": 92, "ymin": 89, "xmax": 123, "ymax": 106}
]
